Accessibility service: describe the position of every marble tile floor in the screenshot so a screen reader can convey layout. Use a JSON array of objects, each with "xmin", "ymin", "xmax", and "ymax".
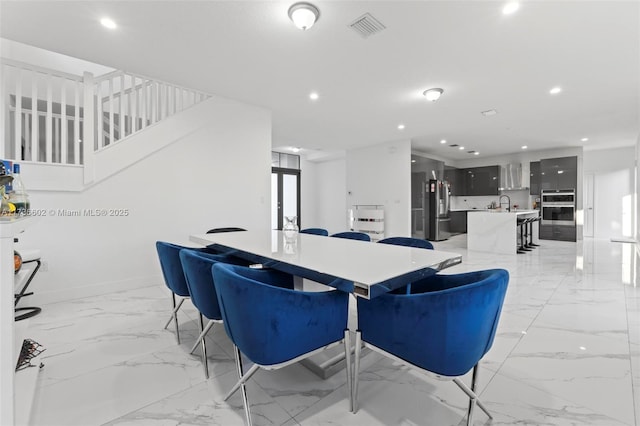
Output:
[{"xmin": 22, "ymin": 235, "xmax": 639, "ymax": 426}]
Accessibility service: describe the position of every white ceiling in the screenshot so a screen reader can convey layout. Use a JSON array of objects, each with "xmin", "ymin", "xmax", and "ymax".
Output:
[{"xmin": 1, "ymin": 1, "xmax": 638, "ymax": 161}]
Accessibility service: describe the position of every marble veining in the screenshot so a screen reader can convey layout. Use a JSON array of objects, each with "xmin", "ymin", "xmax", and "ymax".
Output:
[{"xmin": 22, "ymin": 236, "xmax": 639, "ymax": 425}]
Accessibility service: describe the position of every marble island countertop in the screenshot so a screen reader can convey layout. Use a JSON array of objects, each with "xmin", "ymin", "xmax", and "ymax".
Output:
[{"xmin": 468, "ymin": 209, "xmax": 538, "ymax": 215}]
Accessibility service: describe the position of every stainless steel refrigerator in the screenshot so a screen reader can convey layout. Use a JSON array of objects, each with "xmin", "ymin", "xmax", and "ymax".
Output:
[{"xmin": 424, "ymin": 179, "xmax": 451, "ymax": 241}]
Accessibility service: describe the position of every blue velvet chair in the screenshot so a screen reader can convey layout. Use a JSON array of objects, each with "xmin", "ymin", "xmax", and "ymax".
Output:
[
  {"xmin": 330, "ymin": 231, "xmax": 371, "ymax": 242},
  {"xmin": 156, "ymin": 241, "xmax": 206, "ymax": 344},
  {"xmin": 378, "ymin": 236, "xmax": 434, "ymax": 250},
  {"xmin": 212, "ymin": 263, "xmax": 352, "ymax": 426},
  {"xmin": 179, "ymin": 249, "xmax": 252, "ymax": 379},
  {"xmin": 378, "ymin": 237, "xmax": 434, "ymax": 293},
  {"xmin": 353, "ymin": 269, "xmax": 509, "ymax": 426},
  {"xmin": 300, "ymin": 227, "xmax": 329, "ymax": 236}
]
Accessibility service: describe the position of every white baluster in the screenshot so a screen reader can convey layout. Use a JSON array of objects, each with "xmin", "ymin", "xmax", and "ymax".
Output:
[
  {"xmin": 13, "ymin": 67, "xmax": 22, "ymax": 160},
  {"xmin": 82, "ymin": 71, "xmax": 95, "ymax": 184},
  {"xmin": 31, "ymin": 71, "xmax": 38, "ymax": 162},
  {"xmin": 61, "ymin": 78, "xmax": 67, "ymax": 164},
  {"xmin": 108, "ymin": 77, "xmax": 114, "ymax": 146},
  {"xmin": 46, "ymin": 73, "xmax": 53, "ymax": 163},
  {"xmin": 74, "ymin": 81, "xmax": 80, "ymax": 164},
  {"xmin": 119, "ymin": 72, "xmax": 124, "ymax": 141},
  {"xmin": 96, "ymin": 80, "xmax": 104, "ymax": 148}
]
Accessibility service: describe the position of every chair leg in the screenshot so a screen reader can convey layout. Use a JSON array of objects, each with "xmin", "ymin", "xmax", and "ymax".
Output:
[
  {"xmin": 453, "ymin": 364, "xmax": 493, "ymax": 423},
  {"xmin": 343, "ymin": 329, "xmax": 353, "ymax": 412},
  {"xmin": 198, "ymin": 314, "xmax": 209, "ymax": 379},
  {"xmin": 228, "ymin": 345, "xmax": 257, "ymax": 426},
  {"xmin": 352, "ymin": 330, "xmax": 362, "ymax": 414},
  {"xmin": 190, "ymin": 318, "xmax": 215, "ymax": 354},
  {"xmin": 163, "ymin": 294, "xmax": 185, "ymax": 344}
]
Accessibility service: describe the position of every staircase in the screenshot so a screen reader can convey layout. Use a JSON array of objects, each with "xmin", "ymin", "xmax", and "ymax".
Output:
[{"xmin": 1, "ymin": 58, "xmax": 211, "ymax": 190}]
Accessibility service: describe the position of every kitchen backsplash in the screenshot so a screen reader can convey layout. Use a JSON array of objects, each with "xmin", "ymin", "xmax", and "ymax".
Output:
[{"xmin": 450, "ymin": 190, "xmax": 536, "ymax": 211}]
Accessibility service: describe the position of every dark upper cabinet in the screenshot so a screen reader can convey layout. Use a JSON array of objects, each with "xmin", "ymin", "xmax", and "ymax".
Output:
[
  {"xmin": 540, "ymin": 156, "xmax": 577, "ymax": 191},
  {"xmin": 465, "ymin": 165, "xmax": 500, "ymax": 196},
  {"xmin": 444, "ymin": 167, "xmax": 463, "ymax": 196},
  {"xmin": 530, "ymin": 161, "xmax": 541, "ymax": 195}
]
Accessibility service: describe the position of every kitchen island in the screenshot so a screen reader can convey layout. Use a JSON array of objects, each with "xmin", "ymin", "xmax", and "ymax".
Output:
[{"xmin": 467, "ymin": 209, "xmax": 539, "ymax": 255}]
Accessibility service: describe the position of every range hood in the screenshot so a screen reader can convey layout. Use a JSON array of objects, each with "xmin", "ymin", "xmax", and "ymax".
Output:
[{"xmin": 499, "ymin": 163, "xmax": 527, "ymax": 190}]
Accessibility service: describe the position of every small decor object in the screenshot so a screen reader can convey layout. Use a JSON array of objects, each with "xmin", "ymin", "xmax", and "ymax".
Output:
[
  {"xmin": 283, "ymin": 216, "xmax": 299, "ymax": 242},
  {"xmin": 15, "ymin": 338, "xmax": 45, "ymax": 371}
]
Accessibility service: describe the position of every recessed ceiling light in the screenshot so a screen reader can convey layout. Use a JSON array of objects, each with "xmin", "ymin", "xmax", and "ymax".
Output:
[
  {"xmin": 581, "ymin": 137, "xmax": 589, "ymax": 142},
  {"xmin": 288, "ymin": 2, "xmax": 320, "ymax": 31},
  {"xmin": 549, "ymin": 87, "xmax": 562, "ymax": 95},
  {"xmin": 558, "ymin": 170, "xmax": 564, "ymax": 174},
  {"xmin": 440, "ymin": 139, "xmax": 447, "ymax": 144},
  {"xmin": 459, "ymin": 146, "xmax": 465, "ymax": 150},
  {"xmin": 481, "ymin": 109, "xmax": 498, "ymax": 116},
  {"xmin": 397, "ymin": 124, "xmax": 405, "ymax": 130},
  {"xmin": 423, "ymin": 88, "xmax": 443, "ymax": 102},
  {"xmin": 521, "ymin": 145, "xmax": 528, "ymax": 150},
  {"xmin": 100, "ymin": 17, "xmax": 117, "ymax": 29},
  {"xmin": 502, "ymin": 2, "xmax": 520, "ymax": 15},
  {"xmin": 411, "ymin": 159, "xmax": 416, "ymax": 163},
  {"xmin": 474, "ymin": 152, "xmax": 480, "ymax": 156},
  {"xmin": 309, "ymin": 92, "xmax": 319, "ymax": 100},
  {"xmin": 291, "ymin": 147, "xmax": 300, "ymax": 153}
]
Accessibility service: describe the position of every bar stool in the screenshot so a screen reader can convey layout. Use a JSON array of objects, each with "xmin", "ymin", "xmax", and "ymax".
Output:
[
  {"xmin": 526, "ymin": 217, "xmax": 541, "ymax": 248},
  {"xmin": 517, "ymin": 218, "xmax": 531, "ymax": 254},
  {"xmin": 14, "ymin": 242, "xmax": 43, "ymax": 321}
]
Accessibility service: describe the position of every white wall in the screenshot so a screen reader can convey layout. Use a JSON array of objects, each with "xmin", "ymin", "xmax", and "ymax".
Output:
[
  {"xmin": 312, "ymin": 158, "xmax": 347, "ymax": 234},
  {"xmin": 18, "ymin": 98, "xmax": 272, "ymax": 304},
  {"xmin": 299, "ymin": 157, "xmax": 318, "ymax": 229},
  {"xmin": 346, "ymin": 140, "xmax": 411, "ymax": 238},
  {"xmin": 583, "ymin": 146, "xmax": 636, "ymax": 239}
]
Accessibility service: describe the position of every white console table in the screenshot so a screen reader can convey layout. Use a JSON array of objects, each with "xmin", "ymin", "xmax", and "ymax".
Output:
[{"xmin": 1, "ymin": 216, "xmax": 36, "ymax": 425}]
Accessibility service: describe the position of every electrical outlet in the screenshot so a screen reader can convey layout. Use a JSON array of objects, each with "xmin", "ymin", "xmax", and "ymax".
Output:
[{"xmin": 40, "ymin": 261, "xmax": 49, "ymax": 272}]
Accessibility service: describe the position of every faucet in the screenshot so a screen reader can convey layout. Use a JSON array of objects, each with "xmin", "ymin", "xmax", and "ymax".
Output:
[{"xmin": 499, "ymin": 195, "xmax": 511, "ymax": 212}]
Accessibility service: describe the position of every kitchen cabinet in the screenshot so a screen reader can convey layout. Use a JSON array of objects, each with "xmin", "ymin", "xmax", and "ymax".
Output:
[
  {"xmin": 444, "ymin": 167, "xmax": 463, "ymax": 196},
  {"xmin": 540, "ymin": 156, "xmax": 577, "ymax": 191},
  {"xmin": 463, "ymin": 165, "xmax": 500, "ymax": 196},
  {"xmin": 530, "ymin": 161, "xmax": 541, "ymax": 195},
  {"xmin": 449, "ymin": 210, "xmax": 467, "ymax": 233}
]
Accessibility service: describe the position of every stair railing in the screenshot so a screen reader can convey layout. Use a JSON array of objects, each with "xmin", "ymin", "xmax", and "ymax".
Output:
[{"xmin": 1, "ymin": 58, "xmax": 210, "ymax": 183}]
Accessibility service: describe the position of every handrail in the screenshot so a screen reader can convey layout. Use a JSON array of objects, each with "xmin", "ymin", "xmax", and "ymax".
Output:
[
  {"xmin": 1, "ymin": 58, "xmax": 83, "ymax": 82},
  {"xmin": 1, "ymin": 58, "xmax": 211, "ymax": 167}
]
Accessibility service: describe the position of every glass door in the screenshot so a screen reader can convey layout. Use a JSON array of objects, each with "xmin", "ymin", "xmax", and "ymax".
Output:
[{"xmin": 271, "ymin": 167, "xmax": 301, "ymax": 230}]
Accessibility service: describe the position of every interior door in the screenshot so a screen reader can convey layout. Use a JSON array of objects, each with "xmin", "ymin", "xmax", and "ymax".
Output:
[
  {"xmin": 584, "ymin": 173, "xmax": 594, "ymax": 237},
  {"xmin": 271, "ymin": 167, "xmax": 301, "ymax": 230}
]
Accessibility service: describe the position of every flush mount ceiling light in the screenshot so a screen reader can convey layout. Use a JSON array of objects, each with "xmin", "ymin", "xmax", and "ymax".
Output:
[
  {"xmin": 502, "ymin": 2, "xmax": 520, "ymax": 15},
  {"xmin": 288, "ymin": 2, "xmax": 320, "ymax": 30},
  {"xmin": 423, "ymin": 88, "xmax": 443, "ymax": 102},
  {"xmin": 100, "ymin": 17, "xmax": 117, "ymax": 29}
]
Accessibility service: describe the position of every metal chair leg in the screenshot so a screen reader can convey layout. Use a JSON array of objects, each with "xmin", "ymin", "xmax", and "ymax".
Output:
[
  {"xmin": 453, "ymin": 364, "xmax": 492, "ymax": 421},
  {"xmin": 229, "ymin": 345, "xmax": 256, "ymax": 426},
  {"xmin": 163, "ymin": 294, "xmax": 185, "ymax": 344},
  {"xmin": 190, "ymin": 319, "xmax": 215, "ymax": 354},
  {"xmin": 344, "ymin": 330, "xmax": 353, "ymax": 412},
  {"xmin": 352, "ymin": 330, "xmax": 362, "ymax": 413},
  {"xmin": 199, "ymin": 314, "xmax": 209, "ymax": 379}
]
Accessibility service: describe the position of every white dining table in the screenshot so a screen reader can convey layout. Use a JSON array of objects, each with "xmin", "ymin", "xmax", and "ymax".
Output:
[
  {"xmin": 189, "ymin": 229, "xmax": 463, "ymax": 378},
  {"xmin": 190, "ymin": 230, "xmax": 462, "ymax": 299}
]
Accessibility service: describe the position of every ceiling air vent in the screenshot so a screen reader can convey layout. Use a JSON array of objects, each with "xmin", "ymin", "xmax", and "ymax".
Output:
[{"xmin": 349, "ymin": 13, "xmax": 386, "ymax": 38}]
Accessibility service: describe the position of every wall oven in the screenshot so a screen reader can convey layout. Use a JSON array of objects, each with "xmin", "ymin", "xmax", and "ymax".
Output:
[{"xmin": 541, "ymin": 189, "xmax": 575, "ymax": 226}]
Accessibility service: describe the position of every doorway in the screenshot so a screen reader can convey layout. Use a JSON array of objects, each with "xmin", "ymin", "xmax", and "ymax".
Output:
[{"xmin": 271, "ymin": 167, "xmax": 301, "ymax": 230}]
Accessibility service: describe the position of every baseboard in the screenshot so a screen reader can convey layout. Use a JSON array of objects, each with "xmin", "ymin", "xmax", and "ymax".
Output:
[{"xmin": 29, "ymin": 275, "xmax": 164, "ymax": 306}]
